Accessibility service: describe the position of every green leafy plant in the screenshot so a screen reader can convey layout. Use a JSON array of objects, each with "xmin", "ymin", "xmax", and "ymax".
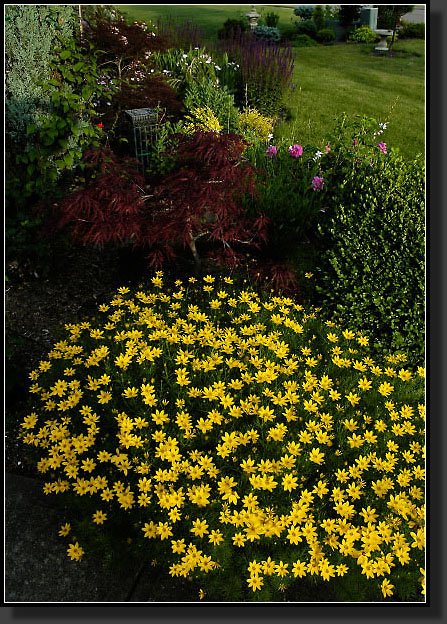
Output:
[
  {"xmin": 13, "ymin": 37, "xmax": 116, "ymax": 202},
  {"xmin": 293, "ymin": 6, "xmax": 315, "ymax": 20},
  {"xmin": 292, "ymin": 34, "xmax": 319, "ymax": 47},
  {"xmin": 399, "ymin": 22, "xmax": 425, "ymax": 40},
  {"xmin": 316, "ymin": 150, "xmax": 425, "ymax": 360},
  {"xmin": 294, "ymin": 20, "xmax": 317, "ymax": 39},
  {"xmin": 349, "ymin": 26, "xmax": 379, "ymax": 44},
  {"xmin": 183, "ymin": 78, "xmax": 240, "ymax": 133},
  {"xmin": 316, "ymin": 28, "xmax": 335, "ymax": 44},
  {"xmin": 313, "ymin": 6, "xmax": 326, "ymax": 32},
  {"xmin": 264, "ymin": 12, "xmax": 280, "ymax": 28}
]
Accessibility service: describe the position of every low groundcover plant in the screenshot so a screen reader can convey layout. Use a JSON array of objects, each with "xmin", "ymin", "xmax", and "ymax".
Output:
[{"xmin": 18, "ymin": 274, "xmax": 425, "ymax": 602}]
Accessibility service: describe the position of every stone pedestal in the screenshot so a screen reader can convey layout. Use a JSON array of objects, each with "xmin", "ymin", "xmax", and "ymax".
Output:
[{"xmin": 374, "ymin": 29, "xmax": 393, "ymax": 51}]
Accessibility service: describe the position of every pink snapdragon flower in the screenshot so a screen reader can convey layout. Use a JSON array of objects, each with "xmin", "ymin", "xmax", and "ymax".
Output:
[
  {"xmin": 266, "ymin": 145, "xmax": 277, "ymax": 158},
  {"xmin": 312, "ymin": 176, "xmax": 324, "ymax": 191},
  {"xmin": 377, "ymin": 142, "xmax": 387, "ymax": 154},
  {"xmin": 288, "ymin": 144, "xmax": 303, "ymax": 158}
]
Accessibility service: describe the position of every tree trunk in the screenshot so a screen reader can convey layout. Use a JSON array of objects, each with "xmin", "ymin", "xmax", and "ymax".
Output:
[{"xmin": 187, "ymin": 234, "xmax": 201, "ymax": 273}]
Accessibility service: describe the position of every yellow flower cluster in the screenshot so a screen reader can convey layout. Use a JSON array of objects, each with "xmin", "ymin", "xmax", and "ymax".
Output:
[
  {"xmin": 183, "ymin": 106, "xmax": 222, "ymax": 134},
  {"xmin": 238, "ymin": 107, "xmax": 275, "ymax": 144},
  {"xmin": 19, "ymin": 273, "xmax": 425, "ymax": 601}
]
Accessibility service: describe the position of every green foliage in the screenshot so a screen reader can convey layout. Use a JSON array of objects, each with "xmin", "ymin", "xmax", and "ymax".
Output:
[
  {"xmin": 312, "ymin": 6, "xmax": 326, "ymax": 32},
  {"xmin": 264, "ymin": 12, "xmax": 280, "ymax": 28},
  {"xmin": 349, "ymin": 26, "xmax": 379, "ymax": 44},
  {"xmin": 217, "ymin": 18, "xmax": 247, "ymax": 39},
  {"xmin": 13, "ymin": 37, "xmax": 116, "ymax": 202},
  {"xmin": 243, "ymin": 140, "xmax": 325, "ymax": 251},
  {"xmin": 183, "ymin": 78, "xmax": 239, "ymax": 133},
  {"xmin": 338, "ymin": 5, "xmax": 362, "ymax": 28},
  {"xmin": 316, "ymin": 28, "xmax": 335, "ymax": 44},
  {"xmin": 145, "ymin": 121, "xmax": 184, "ymax": 178},
  {"xmin": 5, "ymin": 5, "xmax": 77, "ymax": 146},
  {"xmin": 316, "ymin": 151, "xmax": 425, "ymax": 360},
  {"xmin": 399, "ymin": 21, "xmax": 425, "ymax": 40},
  {"xmin": 292, "ymin": 34, "xmax": 319, "ymax": 47},
  {"xmin": 293, "ymin": 6, "xmax": 315, "ymax": 21},
  {"xmin": 378, "ymin": 6, "xmax": 414, "ymax": 30},
  {"xmin": 253, "ymin": 26, "xmax": 281, "ymax": 44},
  {"xmin": 295, "ymin": 20, "xmax": 317, "ymax": 39}
]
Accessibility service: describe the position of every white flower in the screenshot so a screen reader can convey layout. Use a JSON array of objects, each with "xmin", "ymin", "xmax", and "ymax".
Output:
[
  {"xmin": 313, "ymin": 150, "xmax": 323, "ymax": 161},
  {"xmin": 182, "ymin": 54, "xmax": 188, "ymax": 59},
  {"xmin": 379, "ymin": 122, "xmax": 387, "ymax": 129},
  {"xmin": 268, "ymin": 133, "xmax": 274, "ymax": 141},
  {"xmin": 215, "ymin": 65, "xmax": 221, "ymax": 71}
]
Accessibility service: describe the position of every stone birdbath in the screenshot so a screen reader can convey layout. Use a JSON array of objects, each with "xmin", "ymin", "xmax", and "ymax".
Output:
[{"xmin": 374, "ymin": 29, "xmax": 393, "ymax": 52}]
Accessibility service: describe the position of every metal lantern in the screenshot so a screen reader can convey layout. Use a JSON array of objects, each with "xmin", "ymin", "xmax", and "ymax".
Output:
[{"xmin": 124, "ymin": 108, "xmax": 159, "ymax": 172}]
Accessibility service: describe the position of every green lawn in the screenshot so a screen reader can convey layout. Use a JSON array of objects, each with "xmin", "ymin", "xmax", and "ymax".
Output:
[
  {"xmin": 115, "ymin": 4, "xmax": 298, "ymax": 39},
  {"xmin": 276, "ymin": 40, "xmax": 425, "ymax": 160},
  {"xmin": 115, "ymin": 5, "xmax": 425, "ymax": 160}
]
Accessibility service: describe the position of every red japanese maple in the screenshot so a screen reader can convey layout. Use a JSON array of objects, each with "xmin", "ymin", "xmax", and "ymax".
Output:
[
  {"xmin": 144, "ymin": 131, "xmax": 269, "ymax": 268},
  {"xmin": 54, "ymin": 133, "xmax": 269, "ymax": 270}
]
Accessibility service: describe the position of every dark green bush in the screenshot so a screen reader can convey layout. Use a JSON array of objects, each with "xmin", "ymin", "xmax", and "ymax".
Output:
[
  {"xmin": 217, "ymin": 18, "xmax": 247, "ymax": 39},
  {"xmin": 316, "ymin": 151, "xmax": 425, "ymax": 361},
  {"xmin": 312, "ymin": 5, "xmax": 326, "ymax": 31},
  {"xmin": 279, "ymin": 25, "xmax": 299, "ymax": 41},
  {"xmin": 316, "ymin": 28, "xmax": 335, "ymax": 44},
  {"xmin": 264, "ymin": 11, "xmax": 280, "ymax": 28},
  {"xmin": 295, "ymin": 19, "xmax": 317, "ymax": 39},
  {"xmin": 292, "ymin": 34, "xmax": 318, "ymax": 47},
  {"xmin": 399, "ymin": 21, "xmax": 425, "ymax": 39}
]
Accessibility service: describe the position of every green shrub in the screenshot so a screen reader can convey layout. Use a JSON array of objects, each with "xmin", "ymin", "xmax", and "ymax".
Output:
[
  {"xmin": 292, "ymin": 34, "xmax": 319, "ymax": 47},
  {"xmin": 312, "ymin": 6, "xmax": 326, "ymax": 31},
  {"xmin": 293, "ymin": 6, "xmax": 315, "ymax": 20},
  {"xmin": 183, "ymin": 78, "xmax": 240, "ymax": 133},
  {"xmin": 18, "ymin": 274, "xmax": 425, "ymax": 602},
  {"xmin": 253, "ymin": 26, "xmax": 281, "ymax": 44},
  {"xmin": 218, "ymin": 18, "xmax": 247, "ymax": 39},
  {"xmin": 316, "ymin": 151, "xmax": 425, "ymax": 361},
  {"xmin": 295, "ymin": 20, "xmax": 317, "ymax": 39},
  {"xmin": 316, "ymin": 28, "xmax": 335, "ymax": 44},
  {"xmin": 264, "ymin": 12, "xmax": 280, "ymax": 28},
  {"xmin": 5, "ymin": 5, "xmax": 76, "ymax": 147},
  {"xmin": 279, "ymin": 25, "xmax": 299, "ymax": 41},
  {"xmin": 349, "ymin": 25, "xmax": 379, "ymax": 44},
  {"xmin": 399, "ymin": 22, "xmax": 425, "ymax": 40}
]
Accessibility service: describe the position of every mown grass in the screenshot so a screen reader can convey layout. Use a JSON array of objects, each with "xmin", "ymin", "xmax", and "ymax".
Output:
[
  {"xmin": 115, "ymin": 4, "xmax": 298, "ymax": 39},
  {"xmin": 276, "ymin": 40, "xmax": 425, "ymax": 160},
  {"xmin": 115, "ymin": 5, "xmax": 425, "ymax": 160}
]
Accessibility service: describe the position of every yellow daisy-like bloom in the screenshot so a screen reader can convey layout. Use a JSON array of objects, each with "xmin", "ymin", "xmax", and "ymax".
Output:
[
  {"xmin": 18, "ymin": 276, "xmax": 425, "ymax": 601},
  {"xmin": 92, "ymin": 510, "xmax": 107, "ymax": 525},
  {"xmin": 67, "ymin": 542, "xmax": 84, "ymax": 561},
  {"xmin": 59, "ymin": 523, "xmax": 71, "ymax": 537}
]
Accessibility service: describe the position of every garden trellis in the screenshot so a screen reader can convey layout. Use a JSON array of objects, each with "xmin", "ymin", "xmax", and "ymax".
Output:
[{"xmin": 125, "ymin": 108, "xmax": 159, "ymax": 172}]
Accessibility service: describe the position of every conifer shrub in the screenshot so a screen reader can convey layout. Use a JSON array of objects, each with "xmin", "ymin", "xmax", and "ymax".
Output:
[{"xmin": 19, "ymin": 273, "xmax": 425, "ymax": 602}]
